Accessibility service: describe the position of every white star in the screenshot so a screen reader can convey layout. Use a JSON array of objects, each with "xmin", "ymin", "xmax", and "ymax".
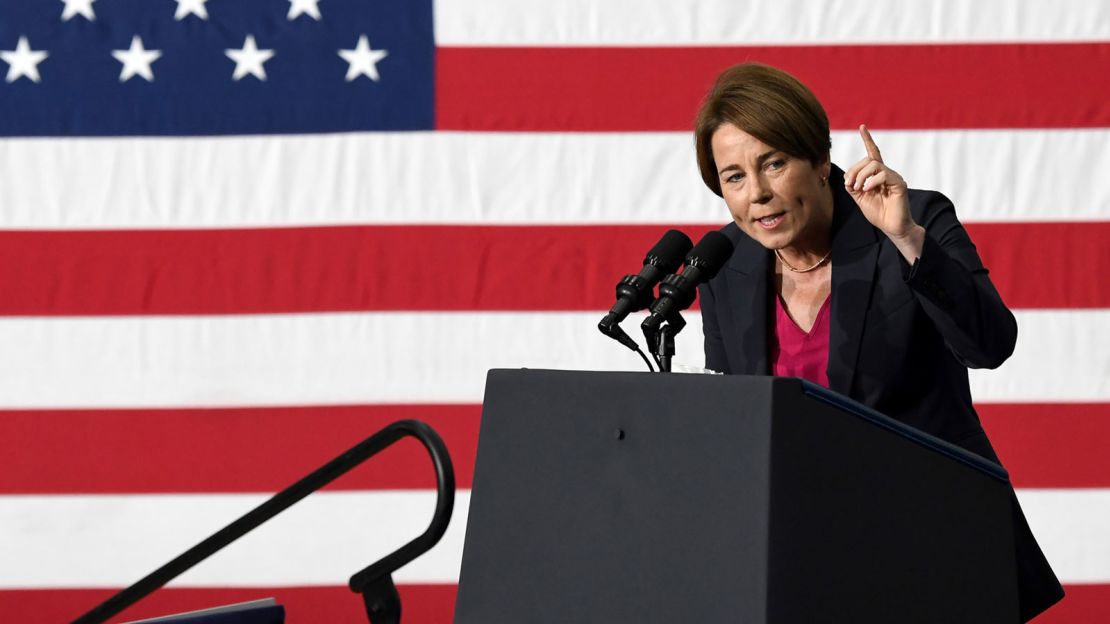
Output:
[
  {"xmin": 174, "ymin": 0, "xmax": 209, "ymax": 21},
  {"xmin": 1, "ymin": 37, "xmax": 50, "ymax": 84},
  {"xmin": 338, "ymin": 35, "xmax": 388, "ymax": 82},
  {"xmin": 61, "ymin": 0, "xmax": 96, "ymax": 21},
  {"xmin": 112, "ymin": 36, "xmax": 162, "ymax": 82},
  {"xmin": 287, "ymin": 0, "xmax": 322, "ymax": 20},
  {"xmin": 225, "ymin": 35, "xmax": 274, "ymax": 81}
]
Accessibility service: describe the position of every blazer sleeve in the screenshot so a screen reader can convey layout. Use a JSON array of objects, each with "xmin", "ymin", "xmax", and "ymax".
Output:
[
  {"xmin": 698, "ymin": 281, "xmax": 731, "ymax": 373},
  {"xmin": 902, "ymin": 191, "xmax": 1018, "ymax": 369}
]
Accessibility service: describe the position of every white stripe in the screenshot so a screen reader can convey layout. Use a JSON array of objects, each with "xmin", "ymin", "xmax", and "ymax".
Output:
[
  {"xmin": 434, "ymin": 0, "xmax": 1110, "ymax": 45},
  {"xmin": 1, "ymin": 130, "xmax": 1107, "ymax": 228},
  {"xmin": 969, "ymin": 309, "xmax": 1110, "ymax": 403},
  {"xmin": 0, "ymin": 310, "xmax": 1104, "ymax": 408},
  {"xmin": 1018, "ymin": 488, "xmax": 1110, "ymax": 584},
  {"xmin": 1, "ymin": 488, "xmax": 1106, "ymax": 587},
  {"xmin": 0, "ymin": 491, "xmax": 468, "ymax": 587}
]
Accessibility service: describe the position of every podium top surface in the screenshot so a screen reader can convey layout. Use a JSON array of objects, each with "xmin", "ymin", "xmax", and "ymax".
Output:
[
  {"xmin": 798, "ymin": 378, "xmax": 1008, "ymax": 481},
  {"xmin": 491, "ymin": 369, "xmax": 1008, "ymax": 482}
]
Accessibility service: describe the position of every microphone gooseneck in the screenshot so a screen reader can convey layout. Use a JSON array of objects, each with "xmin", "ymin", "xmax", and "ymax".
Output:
[
  {"xmin": 598, "ymin": 230, "xmax": 693, "ymax": 362},
  {"xmin": 641, "ymin": 231, "xmax": 735, "ymax": 370}
]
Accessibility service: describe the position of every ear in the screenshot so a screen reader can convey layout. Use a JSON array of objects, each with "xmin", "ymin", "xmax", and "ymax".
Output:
[{"xmin": 813, "ymin": 155, "xmax": 832, "ymax": 187}]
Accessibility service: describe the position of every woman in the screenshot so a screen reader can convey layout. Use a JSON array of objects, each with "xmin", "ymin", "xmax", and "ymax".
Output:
[{"xmin": 694, "ymin": 63, "xmax": 1063, "ymax": 621}]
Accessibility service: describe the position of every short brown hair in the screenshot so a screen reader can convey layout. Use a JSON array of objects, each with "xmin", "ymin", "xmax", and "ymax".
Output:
[{"xmin": 694, "ymin": 63, "xmax": 831, "ymax": 197}]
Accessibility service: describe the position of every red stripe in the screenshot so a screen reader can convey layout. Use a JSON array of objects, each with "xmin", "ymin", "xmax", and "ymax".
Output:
[
  {"xmin": 0, "ymin": 585, "xmax": 456, "ymax": 624},
  {"xmin": 979, "ymin": 403, "xmax": 1110, "ymax": 489},
  {"xmin": 2, "ymin": 402, "xmax": 1106, "ymax": 494},
  {"xmin": 0, "ymin": 222, "xmax": 1102, "ymax": 315},
  {"xmin": 436, "ymin": 44, "xmax": 1110, "ymax": 131},
  {"xmin": 966, "ymin": 222, "xmax": 1110, "ymax": 310},
  {"xmin": 1, "ymin": 584, "xmax": 1107, "ymax": 623},
  {"xmin": 0, "ymin": 405, "xmax": 480, "ymax": 494},
  {"xmin": 0, "ymin": 225, "xmax": 708, "ymax": 315},
  {"xmin": 1039, "ymin": 585, "xmax": 1110, "ymax": 624}
]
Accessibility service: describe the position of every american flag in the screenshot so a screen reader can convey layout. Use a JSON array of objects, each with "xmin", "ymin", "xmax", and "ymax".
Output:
[{"xmin": 1, "ymin": 0, "xmax": 1107, "ymax": 621}]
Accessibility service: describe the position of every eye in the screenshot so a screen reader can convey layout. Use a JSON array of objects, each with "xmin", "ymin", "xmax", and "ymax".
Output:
[{"xmin": 766, "ymin": 158, "xmax": 786, "ymax": 171}]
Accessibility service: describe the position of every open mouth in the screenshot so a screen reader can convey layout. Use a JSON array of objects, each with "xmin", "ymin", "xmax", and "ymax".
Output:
[{"xmin": 755, "ymin": 213, "xmax": 785, "ymax": 229}]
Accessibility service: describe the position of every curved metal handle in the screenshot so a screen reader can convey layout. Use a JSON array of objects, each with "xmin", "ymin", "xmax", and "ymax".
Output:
[
  {"xmin": 349, "ymin": 420, "xmax": 455, "ymax": 592},
  {"xmin": 73, "ymin": 418, "xmax": 456, "ymax": 624},
  {"xmin": 349, "ymin": 420, "xmax": 456, "ymax": 623}
]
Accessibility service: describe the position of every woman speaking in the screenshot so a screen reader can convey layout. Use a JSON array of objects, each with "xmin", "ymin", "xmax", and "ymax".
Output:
[{"xmin": 694, "ymin": 63, "xmax": 1063, "ymax": 621}]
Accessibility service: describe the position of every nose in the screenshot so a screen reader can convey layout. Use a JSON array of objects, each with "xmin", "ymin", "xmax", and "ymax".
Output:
[{"xmin": 747, "ymin": 173, "xmax": 772, "ymax": 205}]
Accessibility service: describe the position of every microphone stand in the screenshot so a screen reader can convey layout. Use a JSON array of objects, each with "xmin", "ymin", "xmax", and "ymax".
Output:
[{"xmin": 645, "ymin": 312, "xmax": 685, "ymax": 373}]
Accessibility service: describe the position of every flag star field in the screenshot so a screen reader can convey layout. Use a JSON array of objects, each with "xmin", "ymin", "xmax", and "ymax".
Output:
[{"xmin": 0, "ymin": 0, "xmax": 429, "ymax": 135}]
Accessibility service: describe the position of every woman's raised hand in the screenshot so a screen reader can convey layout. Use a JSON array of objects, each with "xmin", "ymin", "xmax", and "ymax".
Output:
[
  {"xmin": 845, "ymin": 125, "xmax": 925, "ymax": 261},
  {"xmin": 844, "ymin": 125, "xmax": 915, "ymax": 239}
]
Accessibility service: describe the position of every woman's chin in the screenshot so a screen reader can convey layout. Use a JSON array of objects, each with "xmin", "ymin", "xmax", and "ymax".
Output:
[
  {"xmin": 739, "ymin": 219, "xmax": 795, "ymax": 249},
  {"xmin": 746, "ymin": 227, "xmax": 794, "ymax": 251}
]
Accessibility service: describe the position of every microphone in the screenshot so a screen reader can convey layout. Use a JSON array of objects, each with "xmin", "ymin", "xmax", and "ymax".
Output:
[
  {"xmin": 641, "ymin": 231, "xmax": 735, "ymax": 336},
  {"xmin": 598, "ymin": 229, "xmax": 693, "ymax": 351}
]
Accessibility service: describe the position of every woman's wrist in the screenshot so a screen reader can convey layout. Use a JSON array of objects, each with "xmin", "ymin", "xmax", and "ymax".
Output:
[{"xmin": 888, "ymin": 223, "xmax": 926, "ymax": 264}]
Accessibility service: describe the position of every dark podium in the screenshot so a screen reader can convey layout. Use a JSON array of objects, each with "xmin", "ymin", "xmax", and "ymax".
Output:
[{"xmin": 454, "ymin": 369, "xmax": 1020, "ymax": 623}]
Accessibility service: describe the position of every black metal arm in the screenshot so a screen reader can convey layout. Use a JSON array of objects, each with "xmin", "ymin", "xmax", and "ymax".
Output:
[
  {"xmin": 73, "ymin": 419, "xmax": 455, "ymax": 624},
  {"xmin": 643, "ymin": 312, "xmax": 686, "ymax": 373}
]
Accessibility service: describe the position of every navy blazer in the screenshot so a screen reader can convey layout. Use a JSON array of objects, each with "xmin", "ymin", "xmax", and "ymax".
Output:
[{"xmin": 698, "ymin": 165, "xmax": 1064, "ymax": 621}]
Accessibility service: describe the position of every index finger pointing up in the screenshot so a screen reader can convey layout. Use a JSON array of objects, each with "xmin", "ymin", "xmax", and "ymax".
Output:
[{"xmin": 860, "ymin": 124, "xmax": 883, "ymax": 162}]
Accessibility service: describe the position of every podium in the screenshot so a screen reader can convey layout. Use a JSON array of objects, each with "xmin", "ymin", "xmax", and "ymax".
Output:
[{"xmin": 454, "ymin": 369, "xmax": 1021, "ymax": 623}]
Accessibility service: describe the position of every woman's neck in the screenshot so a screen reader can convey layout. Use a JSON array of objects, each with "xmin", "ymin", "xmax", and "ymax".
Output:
[{"xmin": 777, "ymin": 187, "xmax": 835, "ymax": 269}]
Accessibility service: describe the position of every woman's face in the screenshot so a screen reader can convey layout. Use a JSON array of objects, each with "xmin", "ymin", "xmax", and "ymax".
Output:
[{"xmin": 710, "ymin": 123, "xmax": 832, "ymax": 251}]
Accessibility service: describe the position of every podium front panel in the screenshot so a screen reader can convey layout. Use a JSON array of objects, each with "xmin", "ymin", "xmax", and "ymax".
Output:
[{"xmin": 454, "ymin": 369, "xmax": 777, "ymax": 624}]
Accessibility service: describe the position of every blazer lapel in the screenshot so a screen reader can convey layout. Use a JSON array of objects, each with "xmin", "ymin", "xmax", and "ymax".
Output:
[
  {"xmin": 722, "ymin": 230, "xmax": 772, "ymax": 375},
  {"xmin": 827, "ymin": 170, "xmax": 880, "ymax": 396}
]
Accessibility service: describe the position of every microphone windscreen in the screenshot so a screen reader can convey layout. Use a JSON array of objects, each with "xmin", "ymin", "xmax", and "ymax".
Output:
[
  {"xmin": 644, "ymin": 229, "xmax": 694, "ymax": 273},
  {"xmin": 685, "ymin": 231, "xmax": 735, "ymax": 280}
]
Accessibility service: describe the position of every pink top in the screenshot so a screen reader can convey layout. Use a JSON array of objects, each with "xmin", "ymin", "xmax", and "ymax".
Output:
[{"xmin": 770, "ymin": 294, "xmax": 831, "ymax": 388}]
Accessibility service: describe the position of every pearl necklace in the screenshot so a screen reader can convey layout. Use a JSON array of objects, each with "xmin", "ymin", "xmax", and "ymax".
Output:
[{"xmin": 775, "ymin": 248, "xmax": 832, "ymax": 273}]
